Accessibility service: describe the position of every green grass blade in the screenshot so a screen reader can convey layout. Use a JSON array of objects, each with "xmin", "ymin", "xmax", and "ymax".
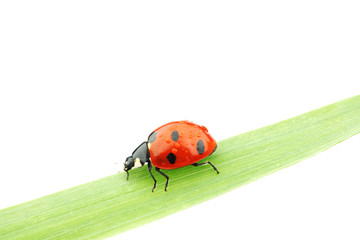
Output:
[{"xmin": 1, "ymin": 96, "xmax": 360, "ymax": 239}]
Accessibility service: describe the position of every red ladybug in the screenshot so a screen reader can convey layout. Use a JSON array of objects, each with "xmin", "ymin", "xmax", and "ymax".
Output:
[{"xmin": 124, "ymin": 121, "xmax": 219, "ymax": 191}]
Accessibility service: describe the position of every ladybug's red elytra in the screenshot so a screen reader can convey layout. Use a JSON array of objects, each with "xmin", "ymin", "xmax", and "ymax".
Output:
[{"xmin": 124, "ymin": 121, "xmax": 219, "ymax": 192}]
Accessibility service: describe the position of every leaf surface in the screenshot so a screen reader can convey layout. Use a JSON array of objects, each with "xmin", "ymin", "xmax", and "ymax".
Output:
[{"xmin": 1, "ymin": 96, "xmax": 360, "ymax": 239}]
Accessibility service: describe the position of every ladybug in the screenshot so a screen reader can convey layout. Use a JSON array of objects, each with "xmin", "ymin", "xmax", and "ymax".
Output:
[{"xmin": 123, "ymin": 120, "xmax": 219, "ymax": 192}]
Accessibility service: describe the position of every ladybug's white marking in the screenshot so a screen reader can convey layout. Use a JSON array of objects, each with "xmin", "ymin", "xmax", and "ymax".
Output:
[{"xmin": 134, "ymin": 157, "xmax": 142, "ymax": 168}]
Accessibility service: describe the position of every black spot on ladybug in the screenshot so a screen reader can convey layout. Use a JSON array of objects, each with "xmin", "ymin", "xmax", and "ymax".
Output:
[
  {"xmin": 197, "ymin": 139, "xmax": 205, "ymax": 155},
  {"xmin": 167, "ymin": 153, "xmax": 176, "ymax": 164},
  {"xmin": 148, "ymin": 131, "xmax": 157, "ymax": 143},
  {"xmin": 171, "ymin": 130, "xmax": 179, "ymax": 142}
]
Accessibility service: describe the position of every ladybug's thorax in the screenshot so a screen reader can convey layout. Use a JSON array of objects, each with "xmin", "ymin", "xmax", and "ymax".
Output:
[{"xmin": 131, "ymin": 142, "xmax": 149, "ymax": 166}]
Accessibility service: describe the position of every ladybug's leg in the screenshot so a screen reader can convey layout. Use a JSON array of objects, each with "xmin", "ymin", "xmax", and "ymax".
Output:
[
  {"xmin": 147, "ymin": 161, "xmax": 157, "ymax": 192},
  {"xmin": 155, "ymin": 167, "xmax": 169, "ymax": 191},
  {"xmin": 193, "ymin": 161, "xmax": 220, "ymax": 174}
]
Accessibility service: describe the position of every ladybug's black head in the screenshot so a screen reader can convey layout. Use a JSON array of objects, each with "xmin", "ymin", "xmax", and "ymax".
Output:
[
  {"xmin": 124, "ymin": 142, "xmax": 149, "ymax": 180},
  {"xmin": 124, "ymin": 156, "xmax": 134, "ymax": 180}
]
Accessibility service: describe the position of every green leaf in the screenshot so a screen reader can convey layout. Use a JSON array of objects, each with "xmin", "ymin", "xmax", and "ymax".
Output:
[{"xmin": 1, "ymin": 96, "xmax": 360, "ymax": 239}]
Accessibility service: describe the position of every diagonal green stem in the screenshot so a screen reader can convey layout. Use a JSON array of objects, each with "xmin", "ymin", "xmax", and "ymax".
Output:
[{"xmin": 1, "ymin": 96, "xmax": 360, "ymax": 239}]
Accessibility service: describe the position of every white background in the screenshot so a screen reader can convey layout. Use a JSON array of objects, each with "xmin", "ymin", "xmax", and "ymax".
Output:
[{"xmin": 1, "ymin": 1, "xmax": 360, "ymax": 239}]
